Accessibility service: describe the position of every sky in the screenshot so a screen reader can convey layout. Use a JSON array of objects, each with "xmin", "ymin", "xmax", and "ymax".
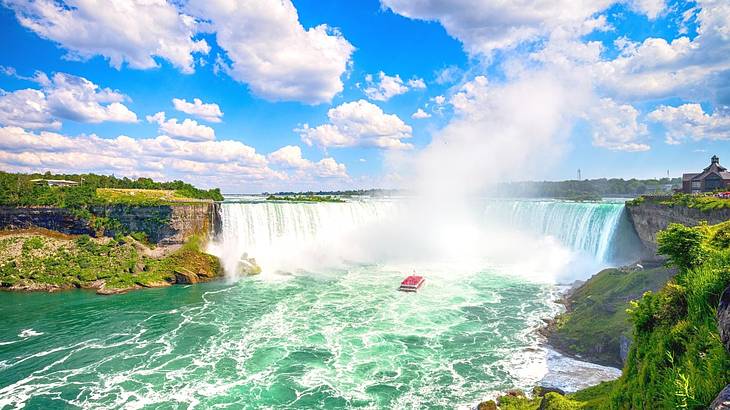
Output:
[{"xmin": 0, "ymin": 0, "xmax": 728, "ymax": 193}]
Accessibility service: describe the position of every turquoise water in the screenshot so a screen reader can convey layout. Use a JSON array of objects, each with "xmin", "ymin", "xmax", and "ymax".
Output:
[{"xmin": 0, "ymin": 267, "xmax": 560, "ymax": 409}]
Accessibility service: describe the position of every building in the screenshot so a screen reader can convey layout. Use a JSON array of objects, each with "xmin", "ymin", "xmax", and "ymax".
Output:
[
  {"xmin": 681, "ymin": 155, "xmax": 730, "ymax": 194},
  {"xmin": 30, "ymin": 179, "xmax": 80, "ymax": 187}
]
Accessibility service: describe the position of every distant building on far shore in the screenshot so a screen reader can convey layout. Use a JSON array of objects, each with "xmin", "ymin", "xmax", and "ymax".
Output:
[
  {"xmin": 30, "ymin": 179, "xmax": 79, "ymax": 187},
  {"xmin": 681, "ymin": 155, "xmax": 730, "ymax": 194}
]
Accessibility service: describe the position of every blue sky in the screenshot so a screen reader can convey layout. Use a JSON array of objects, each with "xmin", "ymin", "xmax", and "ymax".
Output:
[{"xmin": 0, "ymin": 0, "xmax": 728, "ymax": 192}]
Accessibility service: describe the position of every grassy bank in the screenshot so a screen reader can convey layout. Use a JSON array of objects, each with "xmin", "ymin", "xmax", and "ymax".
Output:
[
  {"xmin": 548, "ymin": 264, "xmax": 676, "ymax": 367},
  {"xmin": 487, "ymin": 220, "xmax": 730, "ymax": 409},
  {"xmin": 265, "ymin": 194, "xmax": 345, "ymax": 203},
  {"xmin": 628, "ymin": 193, "xmax": 730, "ymax": 211},
  {"xmin": 0, "ymin": 171, "xmax": 223, "ymax": 207},
  {"xmin": 0, "ymin": 230, "xmax": 221, "ymax": 294}
]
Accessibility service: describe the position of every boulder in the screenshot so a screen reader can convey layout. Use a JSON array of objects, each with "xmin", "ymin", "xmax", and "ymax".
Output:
[
  {"xmin": 174, "ymin": 268, "xmax": 199, "ymax": 284},
  {"xmin": 719, "ymin": 286, "xmax": 730, "ymax": 353},
  {"xmin": 236, "ymin": 253, "xmax": 262, "ymax": 276},
  {"xmin": 476, "ymin": 400, "xmax": 497, "ymax": 410},
  {"xmin": 533, "ymin": 386, "xmax": 566, "ymax": 397},
  {"xmin": 710, "ymin": 384, "xmax": 730, "ymax": 410}
]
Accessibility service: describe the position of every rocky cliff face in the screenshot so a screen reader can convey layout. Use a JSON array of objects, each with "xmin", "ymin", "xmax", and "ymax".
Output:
[
  {"xmin": 0, "ymin": 203, "xmax": 221, "ymax": 245},
  {"xmin": 626, "ymin": 202, "xmax": 730, "ymax": 258}
]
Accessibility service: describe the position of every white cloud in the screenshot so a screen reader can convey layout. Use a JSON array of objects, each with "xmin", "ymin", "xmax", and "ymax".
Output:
[
  {"xmin": 381, "ymin": 0, "xmax": 615, "ymax": 56},
  {"xmin": 587, "ymin": 98, "xmax": 650, "ymax": 151},
  {"xmin": 408, "ymin": 77, "xmax": 427, "ymax": 89},
  {"xmin": 5, "ymin": 0, "xmax": 209, "ymax": 73},
  {"xmin": 186, "ymin": 0, "xmax": 354, "ymax": 104},
  {"xmin": 0, "ymin": 89, "xmax": 60, "ymax": 130},
  {"xmin": 432, "ymin": 95, "xmax": 446, "ymax": 105},
  {"xmin": 268, "ymin": 145, "xmax": 348, "ymax": 178},
  {"xmin": 0, "ymin": 126, "xmax": 349, "ymax": 190},
  {"xmin": 297, "ymin": 100, "xmax": 413, "ymax": 150},
  {"xmin": 411, "ymin": 108, "xmax": 431, "ymax": 119},
  {"xmin": 629, "ymin": 0, "xmax": 666, "ymax": 19},
  {"xmin": 44, "ymin": 73, "xmax": 138, "ymax": 123},
  {"xmin": 592, "ymin": 1, "xmax": 730, "ymax": 102},
  {"xmin": 172, "ymin": 98, "xmax": 223, "ymax": 123},
  {"xmin": 364, "ymin": 72, "xmax": 409, "ymax": 101},
  {"xmin": 146, "ymin": 112, "xmax": 215, "ymax": 142},
  {"xmin": 435, "ymin": 65, "xmax": 461, "ymax": 85},
  {"xmin": 648, "ymin": 103, "xmax": 730, "ymax": 144},
  {"xmin": 0, "ymin": 72, "xmax": 137, "ymax": 129}
]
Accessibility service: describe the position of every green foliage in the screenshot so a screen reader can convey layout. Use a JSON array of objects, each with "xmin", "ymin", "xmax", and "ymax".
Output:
[
  {"xmin": 21, "ymin": 237, "xmax": 44, "ymax": 252},
  {"xmin": 0, "ymin": 171, "xmax": 223, "ymax": 208},
  {"xmin": 657, "ymin": 223, "xmax": 707, "ymax": 272},
  {"xmin": 644, "ymin": 193, "xmax": 730, "ymax": 211},
  {"xmin": 0, "ymin": 233, "xmax": 221, "ymax": 291},
  {"xmin": 500, "ymin": 177, "xmax": 679, "ymax": 199},
  {"xmin": 550, "ymin": 265, "xmax": 676, "ymax": 366},
  {"xmin": 606, "ymin": 222, "xmax": 730, "ymax": 409},
  {"xmin": 266, "ymin": 194, "xmax": 345, "ymax": 203}
]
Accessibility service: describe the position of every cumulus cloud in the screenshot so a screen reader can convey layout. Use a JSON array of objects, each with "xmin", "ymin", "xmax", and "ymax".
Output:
[
  {"xmin": 408, "ymin": 77, "xmax": 427, "ymax": 89},
  {"xmin": 146, "ymin": 112, "xmax": 215, "ymax": 142},
  {"xmin": 363, "ymin": 72, "xmax": 409, "ymax": 101},
  {"xmin": 629, "ymin": 0, "xmax": 666, "ymax": 19},
  {"xmin": 592, "ymin": 1, "xmax": 730, "ymax": 102},
  {"xmin": 186, "ymin": 0, "xmax": 354, "ymax": 104},
  {"xmin": 381, "ymin": 0, "xmax": 615, "ymax": 57},
  {"xmin": 0, "ymin": 126, "xmax": 349, "ymax": 190},
  {"xmin": 0, "ymin": 72, "xmax": 137, "ymax": 129},
  {"xmin": 0, "ymin": 89, "xmax": 60, "ymax": 130},
  {"xmin": 44, "ymin": 73, "xmax": 138, "ymax": 123},
  {"xmin": 268, "ymin": 145, "xmax": 347, "ymax": 178},
  {"xmin": 586, "ymin": 98, "xmax": 650, "ymax": 151},
  {"xmin": 648, "ymin": 103, "xmax": 730, "ymax": 144},
  {"xmin": 172, "ymin": 98, "xmax": 223, "ymax": 123},
  {"xmin": 4, "ymin": 0, "xmax": 209, "ymax": 73},
  {"xmin": 297, "ymin": 99, "xmax": 413, "ymax": 150},
  {"xmin": 411, "ymin": 108, "xmax": 431, "ymax": 119}
]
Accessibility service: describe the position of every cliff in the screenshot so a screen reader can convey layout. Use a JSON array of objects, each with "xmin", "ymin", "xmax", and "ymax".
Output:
[
  {"xmin": 0, "ymin": 203, "xmax": 221, "ymax": 245},
  {"xmin": 626, "ymin": 201, "xmax": 730, "ymax": 257}
]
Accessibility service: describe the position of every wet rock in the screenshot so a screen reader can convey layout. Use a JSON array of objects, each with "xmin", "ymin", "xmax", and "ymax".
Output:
[
  {"xmin": 174, "ymin": 268, "xmax": 199, "ymax": 284},
  {"xmin": 710, "ymin": 384, "xmax": 730, "ymax": 409},
  {"xmin": 533, "ymin": 386, "xmax": 566, "ymax": 397},
  {"xmin": 719, "ymin": 286, "xmax": 730, "ymax": 353},
  {"xmin": 619, "ymin": 334, "xmax": 632, "ymax": 364},
  {"xmin": 236, "ymin": 253, "xmax": 262, "ymax": 276},
  {"xmin": 476, "ymin": 400, "xmax": 497, "ymax": 410}
]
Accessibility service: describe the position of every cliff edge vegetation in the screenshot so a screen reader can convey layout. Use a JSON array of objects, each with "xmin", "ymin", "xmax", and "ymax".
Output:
[
  {"xmin": 0, "ymin": 171, "xmax": 224, "ymax": 207},
  {"xmin": 0, "ymin": 229, "xmax": 221, "ymax": 295},
  {"xmin": 548, "ymin": 262, "xmax": 676, "ymax": 367},
  {"xmin": 486, "ymin": 220, "xmax": 730, "ymax": 409}
]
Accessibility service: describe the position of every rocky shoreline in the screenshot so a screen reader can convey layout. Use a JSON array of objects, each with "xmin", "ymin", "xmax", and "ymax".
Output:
[{"xmin": 0, "ymin": 228, "xmax": 222, "ymax": 295}]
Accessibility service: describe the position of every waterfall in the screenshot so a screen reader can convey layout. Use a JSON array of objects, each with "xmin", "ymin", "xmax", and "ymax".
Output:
[
  {"xmin": 208, "ymin": 197, "xmax": 637, "ymax": 276},
  {"xmin": 481, "ymin": 199, "xmax": 628, "ymax": 263}
]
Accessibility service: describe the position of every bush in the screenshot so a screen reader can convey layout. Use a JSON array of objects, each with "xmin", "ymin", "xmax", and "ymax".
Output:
[{"xmin": 658, "ymin": 223, "xmax": 707, "ymax": 272}]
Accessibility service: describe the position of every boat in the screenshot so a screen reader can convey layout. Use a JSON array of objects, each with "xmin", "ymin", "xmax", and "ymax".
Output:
[{"xmin": 399, "ymin": 274, "xmax": 425, "ymax": 292}]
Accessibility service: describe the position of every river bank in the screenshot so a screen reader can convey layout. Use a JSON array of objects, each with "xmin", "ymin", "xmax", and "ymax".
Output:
[{"xmin": 0, "ymin": 229, "xmax": 222, "ymax": 295}]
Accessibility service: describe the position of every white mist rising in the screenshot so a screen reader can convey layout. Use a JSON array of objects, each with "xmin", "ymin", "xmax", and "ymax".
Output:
[{"xmin": 209, "ymin": 70, "xmax": 617, "ymax": 283}]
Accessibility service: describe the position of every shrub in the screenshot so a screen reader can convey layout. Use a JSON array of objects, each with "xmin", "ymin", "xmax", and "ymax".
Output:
[{"xmin": 658, "ymin": 223, "xmax": 707, "ymax": 272}]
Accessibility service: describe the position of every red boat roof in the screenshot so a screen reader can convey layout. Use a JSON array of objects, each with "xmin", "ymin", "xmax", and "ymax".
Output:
[{"xmin": 401, "ymin": 275, "xmax": 424, "ymax": 285}]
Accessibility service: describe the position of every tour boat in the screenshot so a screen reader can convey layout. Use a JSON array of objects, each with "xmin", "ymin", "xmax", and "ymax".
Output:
[{"xmin": 399, "ymin": 275, "xmax": 425, "ymax": 292}]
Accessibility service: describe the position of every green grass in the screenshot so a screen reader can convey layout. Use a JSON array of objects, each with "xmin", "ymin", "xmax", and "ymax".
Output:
[
  {"xmin": 629, "ymin": 193, "xmax": 730, "ymax": 211},
  {"xmin": 497, "ymin": 220, "xmax": 730, "ymax": 409},
  {"xmin": 266, "ymin": 194, "xmax": 345, "ymax": 203},
  {"xmin": 550, "ymin": 265, "xmax": 676, "ymax": 366},
  {"xmin": 0, "ymin": 233, "xmax": 221, "ymax": 291},
  {"xmin": 95, "ymin": 188, "xmax": 212, "ymax": 206}
]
